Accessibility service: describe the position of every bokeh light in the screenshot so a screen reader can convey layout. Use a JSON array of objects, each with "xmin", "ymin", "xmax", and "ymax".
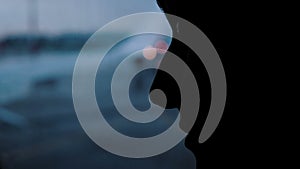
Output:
[
  {"xmin": 154, "ymin": 40, "xmax": 168, "ymax": 54},
  {"xmin": 143, "ymin": 46, "xmax": 157, "ymax": 60}
]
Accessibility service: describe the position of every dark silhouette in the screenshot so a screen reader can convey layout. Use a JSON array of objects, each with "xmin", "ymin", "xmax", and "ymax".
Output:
[{"xmin": 151, "ymin": 0, "xmax": 234, "ymax": 168}]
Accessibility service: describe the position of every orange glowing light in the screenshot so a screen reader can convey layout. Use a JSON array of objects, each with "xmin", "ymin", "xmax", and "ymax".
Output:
[{"xmin": 143, "ymin": 46, "xmax": 157, "ymax": 60}]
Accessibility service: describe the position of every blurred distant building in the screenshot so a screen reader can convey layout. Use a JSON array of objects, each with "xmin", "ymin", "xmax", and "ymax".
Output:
[{"xmin": 0, "ymin": 0, "xmax": 160, "ymax": 38}]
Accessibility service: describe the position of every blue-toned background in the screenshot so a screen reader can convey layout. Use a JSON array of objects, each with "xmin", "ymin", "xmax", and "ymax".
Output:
[{"xmin": 0, "ymin": 0, "xmax": 195, "ymax": 168}]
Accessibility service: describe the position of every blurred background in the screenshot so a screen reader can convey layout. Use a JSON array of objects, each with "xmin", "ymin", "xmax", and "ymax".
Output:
[{"xmin": 0, "ymin": 0, "xmax": 195, "ymax": 168}]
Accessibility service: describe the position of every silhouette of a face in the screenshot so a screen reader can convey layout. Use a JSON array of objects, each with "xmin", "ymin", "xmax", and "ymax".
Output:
[{"xmin": 75, "ymin": 1, "xmax": 198, "ymax": 168}]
